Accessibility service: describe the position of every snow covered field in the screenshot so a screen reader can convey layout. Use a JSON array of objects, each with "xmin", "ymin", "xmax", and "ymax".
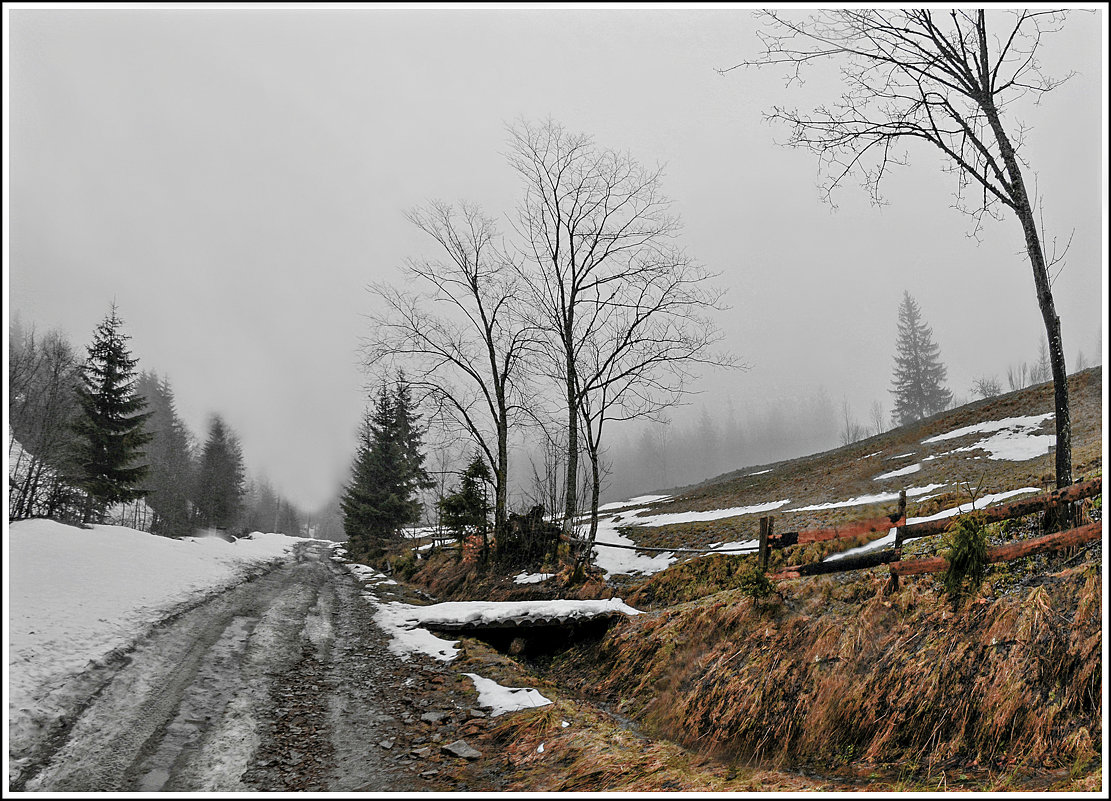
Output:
[{"xmin": 7, "ymin": 520, "xmax": 310, "ymax": 765}]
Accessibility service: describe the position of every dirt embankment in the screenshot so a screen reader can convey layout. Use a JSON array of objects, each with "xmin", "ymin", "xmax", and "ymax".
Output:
[{"xmin": 550, "ymin": 548, "xmax": 1101, "ymax": 782}]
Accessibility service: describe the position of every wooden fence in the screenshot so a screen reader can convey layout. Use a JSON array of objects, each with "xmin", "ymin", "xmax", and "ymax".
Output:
[{"xmin": 764, "ymin": 477, "xmax": 1102, "ymax": 581}]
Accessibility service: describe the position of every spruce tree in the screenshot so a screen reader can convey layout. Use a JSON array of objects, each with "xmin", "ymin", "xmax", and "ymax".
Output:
[
  {"xmin": 340, "ymin": 377, "xmax": 432, "ymax": 558},
  {"xmin": 392, "ymin": 374, "xmax": 434, "ymax": 522},
  {"xmin": 890, "ymin": 291, "xmax": 952, "ymax": 426},
  {"xmin": 193, "ymin": 415, "xmax": 245, "ymax": 531},
  {"xmin": 71, "ymin": 305, "xmax": 153, "ymax": 524},
  {"xmin": 438, "ymin": 452, "xmax": 492, "ymax": 557},
  {"xmin": 136, "ymin": 372, "xmax": 196, "ymax": 537}
]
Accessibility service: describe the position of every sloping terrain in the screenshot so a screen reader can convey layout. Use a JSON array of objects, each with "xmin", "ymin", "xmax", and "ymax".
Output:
[
  {"xmin": 602, "ymin": 367, "xmax": 1101, "ymax": 555},
  {"xmin": 400, "ymin": 367, "xmax": 1103, "ymax": 790}
]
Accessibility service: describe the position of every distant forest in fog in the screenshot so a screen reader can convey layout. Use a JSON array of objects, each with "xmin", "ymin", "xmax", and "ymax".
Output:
[{"xmin": 595, "ymin": 391, "xmax": 840, "ymax": 503}]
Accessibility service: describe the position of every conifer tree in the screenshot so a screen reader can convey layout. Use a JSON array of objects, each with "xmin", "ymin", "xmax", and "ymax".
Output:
[
  {"xmin": 71, "ymin": 305, "xmax": 153, "ymax": 524},
  {"xmin": 438, "ymin": 452, "xmax": 493, "ymax": 557},
  {"xmin": 340, "ymin": 377, "xmax": 432, "ymax": 558},
  {"xmin": 136, "ymin": 371, "xmax": 196, "ymax": 537},
  {"xmin": 890, "ymin": 291, "xmax": 952, "ymax": 426},
  {"xmin": 193, "ymin": 415, "xmax": 245, "ymax": 531}
]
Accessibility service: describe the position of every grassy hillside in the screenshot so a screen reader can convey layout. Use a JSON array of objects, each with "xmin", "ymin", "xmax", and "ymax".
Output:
[{"xmin": 606, "ymin": 366, "xmax": 1102, "ymax": 553}]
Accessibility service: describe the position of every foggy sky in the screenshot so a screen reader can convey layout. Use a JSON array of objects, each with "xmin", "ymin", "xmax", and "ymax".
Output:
[{"xmin": 6, "ymin": 7, "xmax": 1106, "ymax": 512}]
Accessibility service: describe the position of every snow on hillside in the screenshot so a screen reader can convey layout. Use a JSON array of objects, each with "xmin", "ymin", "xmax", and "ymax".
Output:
[
  {"xmin": 922, "ymin": 413, "xmax": 1055, "ymax": 461},
  {"xmin": 7, "ymin": 520, "xmax": 309, "ymax": 767}
]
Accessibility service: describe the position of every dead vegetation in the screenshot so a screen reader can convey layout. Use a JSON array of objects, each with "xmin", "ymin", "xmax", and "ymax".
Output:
[{"xmin": 564, "ymin": 550, "xmax": 1101, "ymax": 781}]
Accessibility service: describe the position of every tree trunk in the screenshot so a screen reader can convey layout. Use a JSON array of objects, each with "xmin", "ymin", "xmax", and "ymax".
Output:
[
  {"xmin": 495, "ymin": 411, "xmax": 509, "ymax": 552},
  {"xmin": 981, "ymin": 89, "xmax": 1072, "ymax": 490},
  {"xmin": 563, "ymin": 348, "xmax": 579, "ymax": 539}
]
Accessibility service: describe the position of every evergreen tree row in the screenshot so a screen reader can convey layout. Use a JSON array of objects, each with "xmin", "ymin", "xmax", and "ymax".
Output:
[{"xmin": 8, "ymin": 306, "xmax": 302, "ymax": 537}]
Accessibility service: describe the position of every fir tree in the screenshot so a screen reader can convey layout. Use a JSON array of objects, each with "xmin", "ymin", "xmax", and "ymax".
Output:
[
  {"xmin": 136, "ymin": 371, "xmax": 196, "ymax": 537},
  {"xmin": 194, "ymin": 415, "xmax": 245, "ymax": 531},
  {"xmin": 890, "ymin": 291, "xmax": 952, "ymax": 426},
  {"xmin": 391, "ymin": 374, "xmax": 434, "ymax": 521},
  {"xmin": 340, "ymin": 377, "xmax": 432, "ymax": 558},
  {"xmin": 438, "ymin": 452, "xmax": 492, "ymax": 558},
  {"xmin": 71, "ymin": 305, "xmax": 153, "ymax": 524}
]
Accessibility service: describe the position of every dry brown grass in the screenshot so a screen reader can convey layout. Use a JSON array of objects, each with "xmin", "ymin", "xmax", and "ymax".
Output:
[{"xmin": 567, "ymin": 553, "xmax": 1102, "ymax": 778}]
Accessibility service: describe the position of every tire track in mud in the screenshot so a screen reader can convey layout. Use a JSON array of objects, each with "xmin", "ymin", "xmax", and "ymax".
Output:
[
  {"xmin": 17, "ymin": 541, "xmax": 465, "ymax": 793},
  {"xmin": 19, "ymin": 543, "xmax": 330, "ymax": 792}
]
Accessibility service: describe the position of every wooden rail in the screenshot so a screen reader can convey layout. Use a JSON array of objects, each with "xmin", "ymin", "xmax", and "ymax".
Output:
[
  {"xmin": 900, "ymin": 478, "xmax": 1101, "ymax": 540},
  {"xmin": 890, "ymin": 522, "xmax": 1102, "ymax": 576},
  {"xmin": 769, "ymin": 522, "xmax": 1101, "ymax": 580}
]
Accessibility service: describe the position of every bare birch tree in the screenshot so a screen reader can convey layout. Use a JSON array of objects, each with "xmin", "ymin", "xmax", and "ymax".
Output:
[
  {"xmin": 365, "ymin": 201, "xmax": 534, "ymax": 545},
  {"xmin": 508, "ymin": 118, "xmax": 733, "ymax": 549},
  {"xmin": 732, "ymin": 9, "xmax": 1080, "ymax": 488}
]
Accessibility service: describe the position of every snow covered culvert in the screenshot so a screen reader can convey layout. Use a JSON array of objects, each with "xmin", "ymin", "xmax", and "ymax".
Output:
[{"xmin": 405, "ymin": 599, "xmax": 643, "ymax": 658}]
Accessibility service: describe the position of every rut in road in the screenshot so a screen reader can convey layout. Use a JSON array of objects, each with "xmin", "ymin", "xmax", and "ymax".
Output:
[{"xmin": 20, "ymin": 541, "xmax": 418, "ymax": 792}]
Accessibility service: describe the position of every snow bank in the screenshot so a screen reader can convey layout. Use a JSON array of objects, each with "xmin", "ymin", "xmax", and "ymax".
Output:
[
  {"xmin": 464, "ymin": 673, "xmax": 552, "ymax": 717},
  {"xmin": 366, "ymin": 599, "xmax": 460, "ymax": 662},
  {"xmin": 704, "ymin": 539, "xmax": 759, "ymax": 554},
  {"xmin": 362, "ymin": 597, "xmax": 639, "ymax": 662},
  {"xmin": 597, "ymin": 493, "xmax": 672, "ymax": 512},
  {"xmin": 7, "ymin": 520, "xmax": 304, "ymax": 764},
  {"xmin": 513, "ymin": 571, "xmax": 553, "ymax": 584}
]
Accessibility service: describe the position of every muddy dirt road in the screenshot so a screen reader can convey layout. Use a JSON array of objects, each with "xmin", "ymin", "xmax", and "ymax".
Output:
[{"xmin": 15, "ymin": 541, "xmax": 465, "ymax": 792}]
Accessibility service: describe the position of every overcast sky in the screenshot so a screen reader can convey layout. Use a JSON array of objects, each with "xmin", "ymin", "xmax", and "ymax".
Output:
[{"xmin": 6, "ymin": 6, "xmax": 1106, "ymax": 512}]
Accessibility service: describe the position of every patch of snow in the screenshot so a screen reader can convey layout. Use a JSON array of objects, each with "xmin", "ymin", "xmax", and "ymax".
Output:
[
  {"xmin": 922, "ymin": 413, "xmax": 1055, "ymax": 461},
  {"xmin": 513, "ymin": 571, "xmax": 554, "ymax": 584},
  {"xmin": 704, "ymin": 539, "xmax": 760, "ymax": 554},
  {"xmin": 873, "ymin": 463, "xmax": 922, "ymax": 481},
  {"xmin": 745, "ymin": 468, "xmax": 773, "ymax": 475},
  {"xmin": 364, "ymin": 599, "xmax": 459, "ymax": 662},
  {"xmin": 590, "ymin": 511, "xmax": 677, "ymax": 577},
  {"xmin": 629, "ymin": 499, "xmax": 790, "ymax": 527},
  {"xmin": 889, "ymin": 452, "xmax": 915, "ymax": 460},
  {"xmin": 597, "ymin": 493, "xmax": 672, "ymax": 512},
  {"xmin": 858, "ymin": 452, "xmax": 882, "ymax": 461},
  {"xmin": 463, "ymin": 673, "xmax": 552, "ymax": 717},
  {"xmin": 790, "ymin": 484, "xmax": 945, "ymax": 512},
  {"xmin": 404, "ymin": 598, "xmax": 641, "ymax": 628},
  {"xmin": 909, "ymin": 487, "xmax": 1040, "ymax": 525},
  {"xmin": 537, "ymin": 742, "xmax": 545, "ymax": 753},
  {"xmin": 561, "ymin": 720, "xmax": 570, "ymax": 728}
]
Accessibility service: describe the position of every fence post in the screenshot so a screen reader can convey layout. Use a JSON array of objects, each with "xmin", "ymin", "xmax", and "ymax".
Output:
[
  {"xmin": 886, "ymin": 490, "xmax": 907, "ymax": 595},
  {"xmin": 758, "ymin": 516, "xmax": 769, "ymax": 573}
]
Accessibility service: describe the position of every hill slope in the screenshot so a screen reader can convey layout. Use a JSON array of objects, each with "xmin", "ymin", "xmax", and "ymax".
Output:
[{"xmin": 596, "ymin": 366, "xmax": 1101, "ymax": 558}]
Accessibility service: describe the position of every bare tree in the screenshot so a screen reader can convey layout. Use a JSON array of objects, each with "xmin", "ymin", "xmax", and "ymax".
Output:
[
  {"xmin": 508, "ymin": 118, "xmax": 733, "ymax": 549},
  {"xmin": 365, "ymin": 201, "xmax": 534, "ymax": 545},
  {"xmin": 1030, "ymin": 339, "xmax": 1052, "ymax": 384},
  {"xmin": 1006, "ymin": 361, "xmax": 1029, "ymax": 392},
  {"xmin": 734, "ymin": 9, "xmax": 1079, "ymax": 488},
  {"xmin": 971, "ymin": 375, "xmax": 1003, "ymax": 399},
  {"xmin": 839, "ymin": 399, "xmax": 867, "ymax": 446},
  {"xmin": 869, "ymin": 400, "xmax": 886, "ymax": 436},
  {"xmin": 574, "ymin": 281, "xmax": 729, "ymax": 553},
  {"xmin": 8, "ymin": 329, "xmax": 82, "ymax": 521}
]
